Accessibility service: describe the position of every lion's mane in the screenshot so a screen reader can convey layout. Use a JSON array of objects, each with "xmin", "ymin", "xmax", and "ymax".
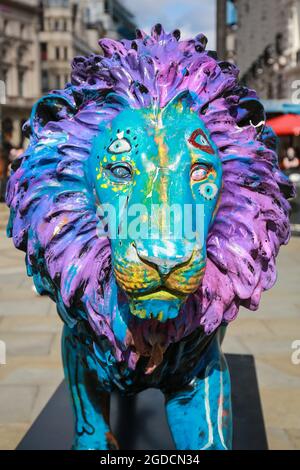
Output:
[{"xmin": 6, "ymin": 26, "xmax": 294, "ymax": 369}]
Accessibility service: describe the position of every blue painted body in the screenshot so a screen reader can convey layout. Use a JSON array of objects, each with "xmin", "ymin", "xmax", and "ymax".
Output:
[{"xmin": 62, "ymin": 320, "xmax": 231, "ymax": 450}]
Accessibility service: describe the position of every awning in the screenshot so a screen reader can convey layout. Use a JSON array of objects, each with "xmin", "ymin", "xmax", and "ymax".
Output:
[
  {"xmin": 267, "ymin": 114, "xmax": 300, "ymax": 136},
  {"xmin": 262, "ymin": 100, "xmax": 300, "ymax": 114}
]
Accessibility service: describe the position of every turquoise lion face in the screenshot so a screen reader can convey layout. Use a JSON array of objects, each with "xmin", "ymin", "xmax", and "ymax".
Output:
[{"xmin": 91, "ymin": 92, "xmax": 222, "ymax": 322}]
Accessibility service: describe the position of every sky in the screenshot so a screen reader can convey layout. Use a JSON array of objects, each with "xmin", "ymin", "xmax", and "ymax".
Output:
[{"xmin": 122, "ymin": 0, "xmax": 216, "ymax": 49}]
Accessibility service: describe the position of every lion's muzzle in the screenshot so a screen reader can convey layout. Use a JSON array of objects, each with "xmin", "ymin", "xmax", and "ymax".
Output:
[{"xmin": 113, "ymin": 240, "xmax": 206, "ymax": 321}]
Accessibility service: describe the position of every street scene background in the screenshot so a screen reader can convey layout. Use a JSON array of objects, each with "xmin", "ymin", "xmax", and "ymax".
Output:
[{"xmin": 0, "ymin": 0, "xmax": 300, "ymax": 450}]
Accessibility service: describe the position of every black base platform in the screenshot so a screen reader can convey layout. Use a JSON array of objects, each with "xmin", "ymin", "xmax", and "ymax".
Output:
[{"xmin": 17, "ymin": 354, "xmax": 268, "ymax": 450}]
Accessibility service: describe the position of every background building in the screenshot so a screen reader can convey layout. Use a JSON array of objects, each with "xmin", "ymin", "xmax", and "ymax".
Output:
[
  {"xmin": 217, "ymin": 0, "xmax": 300, "ymax": 237},
  {"xmin": 39, "ymin": 0, "xmax": 102, "ymax": 94},
  {"xmin": 0, "ymin": 0, "xmax": 41, "ymax": 146},
  {"xmin": 0, "ymin": 0, "xmax": 136, "ymax": 147},
  {"xmin": 83, "ymin": 0, "xmax": 136, "ymax": 39},
  {"xmin": 217, "ymin": 0, "xmax": 300, "ymax": 101},
  {"xmin": 216, "ymin": 0, "xmax": 237, "ymax": 64}
]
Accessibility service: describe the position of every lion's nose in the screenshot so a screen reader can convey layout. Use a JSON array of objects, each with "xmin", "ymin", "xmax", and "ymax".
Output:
[{"xmin": 134, "ymin": 240, "xmax": 194, "ymax": 276}]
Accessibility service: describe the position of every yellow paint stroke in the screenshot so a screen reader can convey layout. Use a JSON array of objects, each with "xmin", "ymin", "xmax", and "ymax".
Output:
[{"xmin": 154, "ymin": 133, "xmax": 169, "ymax": 206}]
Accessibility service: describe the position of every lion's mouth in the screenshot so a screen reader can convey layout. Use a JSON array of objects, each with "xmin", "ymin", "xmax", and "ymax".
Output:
[
  {"xmin": 114, "ymin": 257, "xmax": 206, "ymax": 299},
  {"xmin": 133, "ymin": 287, "xmax": 186, "ymax": 302},
  {"xmin": 127, "ymin": 287, "xmax": 186, "ymax": 322}
]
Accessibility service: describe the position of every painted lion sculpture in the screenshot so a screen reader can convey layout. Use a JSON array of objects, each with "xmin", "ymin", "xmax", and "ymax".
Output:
[{"xmin": 6, "ymin": 25, "xmax": 293, "ymax": 450}]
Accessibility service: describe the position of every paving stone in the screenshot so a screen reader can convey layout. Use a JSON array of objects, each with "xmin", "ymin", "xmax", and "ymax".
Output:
[
  {"xmin": 0, "ymin": 364, "xmax": 63, "ymax": 386},
  {"xmin": 222, "ymin": 334, "xmax": 251, "ymax": 355},
  {"xmin": 30, "ymin": 384, "xmax": 63, "ymax": 423},
  {"xmin": 0, "ymin": 314, "xmax": 61, "ymax": 333},
  {"xmin": 266, "ymin": 426, "xmax": 294, "ymax": 450},
  {"xmin": 0, "ymin": 283, "xmax": 44, "ymax": 302},
  {"xmin": 239, "ymin": 336, "xmax": 297, "ymax": 359},
  {"xmin": 0, "ymin": 298, "xmax": 51, "ymax": 316},
  {"xmin": 0, "ymin": 423, "xmax": 29, "ymax": 450},
  {"xmin": 261, "ymin": 318, "xmax": 300, "ymax": 337},
  {"xmin": 0, "ymin": 385, "xmax": 38, "ymax": 423},
  {"xmin": 0, "ymin": 333, "xmax": 55, "ymax": 357},
  {"xmin": 259, "ymin": 388, "xmax": 300, "ymax": 429},
  {"xmin": 261, "ymin": 355, "xmax": 300, "ymax": 379},
  {"xmin": 226, "ymin": 317, "xmax": 274, "ymax": 337},
  {"xmin": 255, "ymin": 359, "xmax": 300, "ymax": 389},
  {"xmin": 49, "ymin": 332, "xmax": 63, "ymax": 359},
  {"xmin": 286, "ymin": 428, "xmax": 300, "ymax": 449}
]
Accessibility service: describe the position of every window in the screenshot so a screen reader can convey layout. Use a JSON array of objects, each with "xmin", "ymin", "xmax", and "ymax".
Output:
[
  {"xmin": 18, "ymin": 70, "xmax": 25, "ymax": 97},
  {"xmin": 64, "ymin": 47, "xmax": 68, "ymax": 60},
  {"xmin": 277, "ymin": 75, "xmax": 284, "ymax": 99},
  {"xmin": 55, "ymin": 75, "xmax": 60, "ymax": 89},
  {"xmin": 54, "ymin": 20, "xmax": 59, "ymax": 31},
  {"xmin": 3, "ymin": 19, "xmax": 8, "ymax": 34},
  {"xmin": 267, "ymin": 83, "xmax": 273, "ymax": 100},
  {"xmin": 40, "ymin": 42, "xmax": 48, "ymax": 61},
  {"xmin": 104, "ymin": 0, "xmax": 110, "ymax": 13},
  {"xmin": 85, "ymin": 8, "xmax": 91, "ymax": 23},
  {"xmin": 1, "ymin": 69, "xmax": 8, "ymax": 100},
  {"xmin": 55, "ymin": 46, "xmax": 60, "ymax": 60},
  {"xmin": 226, "ymin": 1, "xmax": 237, "ymax": 26},
  {"xmin": 3, "ymin": 69, "xmax": 8, "ymax": 84},
  {"xmin": 39, "ymin": 1, "xmax": 45, "ymax": 31},
  {"xmin": 41, "ymin": 70, "xmax": 49, "ymax": 92},
  {"xmin": 276, "ymin": 33, "xmax": 285, "ymax": 55},
  {"xmin": 2, "ymin": 117, "xmax": 13, "ymax": 136},
  {"xmin": 46, "ymin": 0, "xmax": 69, "ymax": 6},
  {"xmin": 17, "ymin": 45, "xmax": 24, "ymax": 62},
  {"xmin": 20, "ymin": 119, "xmax": 27, "ymax": 147}
]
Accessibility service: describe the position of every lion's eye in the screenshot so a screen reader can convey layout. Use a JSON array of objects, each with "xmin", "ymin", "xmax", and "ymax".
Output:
[
  {"xmin": 188, "ymin": 129, "xmax": 214, "ymax": 154},
  {"xmin": 107, "ymin": 163, "xmax": 133, "ymax": 181},
  {"xmin": 108, "ymin": 138, "xmax": 131, "ymax": 154},
  {"xmin": 199, "ymin": 182, "xmax": 219, "ymax": 200},
  {"xmin": 191, "ymin": 164, "xmax": 209, "ymax": 182}
]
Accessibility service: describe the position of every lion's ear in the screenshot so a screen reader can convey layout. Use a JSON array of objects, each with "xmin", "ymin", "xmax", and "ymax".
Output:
[
  {"xmin": 235, "ymin": 97, "xmax": 266, "ymax": 135},
  {"xmin": 162, "ymin": 90, "xmax": 199, "ymax": 115},
  {"xmin": 30, "ymin": 94, "xmax": 76, "ymax": 138}
]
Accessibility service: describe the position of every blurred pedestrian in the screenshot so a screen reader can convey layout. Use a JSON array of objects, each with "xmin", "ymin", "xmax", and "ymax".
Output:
[
  {"xmin": 282, "ymin": 146, "xmax": 300, "ymax": 170},
  {"xmin": 0, "ymin": 122, "xmax": 13, "ymax": 202}
]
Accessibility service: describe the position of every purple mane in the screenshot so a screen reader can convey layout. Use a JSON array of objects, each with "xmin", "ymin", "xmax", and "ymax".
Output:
[{"xmin": 6, "ymin": 25, "xmax": 294, "ymax": 370}]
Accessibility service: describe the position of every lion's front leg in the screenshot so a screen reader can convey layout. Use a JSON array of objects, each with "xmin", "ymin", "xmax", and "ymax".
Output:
[
  {"xmin": 62, "ymin": 324, "xmax": 119, "ymax": 450},
  {"xmin": 164, "ymin": 329, "xmax": 232, "ymax": 450}
]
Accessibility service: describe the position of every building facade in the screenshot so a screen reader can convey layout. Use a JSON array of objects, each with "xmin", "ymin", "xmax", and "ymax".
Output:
[
  {"xmin": 216, "ymin": 0, "xmax": 237, "ymax": 64},
  {"xmin": 0, "ymin": 0, "xmax": 136, "ymax": 147},
  {"xmin": 83, "ymin": 0, "xmax": 136, "ymax": 40},
  {"xmin": 0, "ymin": 0, "xmax": 41, "ymax": 146},
  {"xmin": 216, "ymin": 0, "xmax": 300, "ymax": 101},
  {"xmin": 39, "ymin": 0, "xmax": 101, "ymax": 93}
]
